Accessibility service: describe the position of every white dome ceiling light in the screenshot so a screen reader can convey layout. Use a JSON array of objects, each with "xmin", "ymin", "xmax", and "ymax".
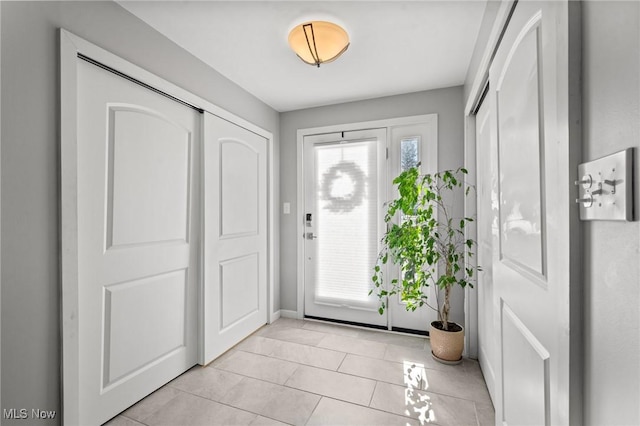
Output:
[{"xmin": 288, "ymin": 21, "xmax": 350, "ymax": 67}]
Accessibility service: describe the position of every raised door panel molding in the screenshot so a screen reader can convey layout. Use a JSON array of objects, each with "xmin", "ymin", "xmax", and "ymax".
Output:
[
  {"xmin": 501, "ymin": 300, "xmax": 550, "ymax": 426},
  {"xmin": 220, "ymin": 139, "xmax": 259, "ymax": 238},
  {"xmin": 219, "ymin": 253, "xmax": 260, "ymax": 330},
  {"xmin": 496, "ymin": 15, "xmax": 547, "ymax": 283},
  {"xmin": 107, "ymin": 105, "xmax": 191, "ymax": 249},
  {"xmin": 103, "ymin": 269, "xmax": 188, "ymax": 390}
]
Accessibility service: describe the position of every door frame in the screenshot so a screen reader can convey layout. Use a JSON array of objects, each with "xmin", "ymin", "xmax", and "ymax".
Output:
[
  {"xmin": 463, "ymin": 0, "xmax": 516, "ymax": 361},
  {"xmin": 60, "ymin": 29, "xmax": 276, "ymax": 424},
  {"xmin": 295, "ymin": 114, "xmax": 437, "ymax": 323}
]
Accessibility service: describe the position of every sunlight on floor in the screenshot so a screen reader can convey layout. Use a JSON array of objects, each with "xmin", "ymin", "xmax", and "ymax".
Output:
[
  {"xmin": 403, "ymin": 360, "xmax": 435, "ymax": 424},
  {"xmin": 405, "ymin": 387, "xmax": 435, "ymax": 424},
  {"xmin": 404, "ymin": 360, "xmax": 428, "ymax": 389}
]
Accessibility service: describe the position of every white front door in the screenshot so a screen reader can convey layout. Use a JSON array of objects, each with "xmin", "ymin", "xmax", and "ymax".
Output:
[
  {"xmin": 475, "ymin": 97, "xmax": 497, "ymax": 403},
  {"xmin": 75, "ymin": 58, "xmax": 199, "ymax": 425},
  {"xmin": 202, "ymin": 113, "xmax": 268, "ymax": 363},
  {"xmin": 489, "ymin": 1, "xmax": 580, "ymax": 424},
  {"xmin": 303, "ymin": 129, "xmax": 387, "ymax": 327}
]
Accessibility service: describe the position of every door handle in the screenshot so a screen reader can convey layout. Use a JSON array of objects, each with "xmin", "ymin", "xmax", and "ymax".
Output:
[{"xmin": 306, "ymin": 232, "xmax": 318, "ymax": 240}]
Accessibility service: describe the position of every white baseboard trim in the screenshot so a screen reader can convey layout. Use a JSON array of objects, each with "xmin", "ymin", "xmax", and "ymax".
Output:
[
  {"xmin": 279, "ymin": 310, "xmax": 298, "ymax": 319},
  {"xmin": 269, "ymin": 310, "xmax": 281, "ymax": 324}
]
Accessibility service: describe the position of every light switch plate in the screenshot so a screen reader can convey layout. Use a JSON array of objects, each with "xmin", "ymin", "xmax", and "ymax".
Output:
[
  {"xmin": 283, "ymin": 202, "xmax": 290, "ymax": 215},
  {"xmin": 577, "ymin": 148, "xmax": 635, "ymax": 221}
]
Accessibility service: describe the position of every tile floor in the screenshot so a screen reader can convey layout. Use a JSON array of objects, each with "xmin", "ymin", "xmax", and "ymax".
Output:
[{"xmin": 105, "ymin": 318, "xmax": 495, "ymax": 426}]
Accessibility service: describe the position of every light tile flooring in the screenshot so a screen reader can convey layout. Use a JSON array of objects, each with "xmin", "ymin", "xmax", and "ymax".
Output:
[{"xmin": 106, "ymin": 318, "xmax": 495, "ymax": 426}]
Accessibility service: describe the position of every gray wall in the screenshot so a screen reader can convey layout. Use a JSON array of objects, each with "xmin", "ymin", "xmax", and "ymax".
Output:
[
  {"xmin": 582, "ymin": 2, "xmax": 640, "ymax": 424},
  {"xmin": 0, "ymin": 2, "xmax": 279, "ymax": 424},
  {"xmin": 279, "ymin": 86, "xmax": 466, "ymax": 325},
  {"xmin": 464, "ymin": 1, "xmax": 640, "ymax": 423}
]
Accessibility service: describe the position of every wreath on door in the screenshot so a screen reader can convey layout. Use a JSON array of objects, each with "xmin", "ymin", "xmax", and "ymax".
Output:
[{"xmin": 320, "ymin": 161, "xmax": 366, "ymax": 213}]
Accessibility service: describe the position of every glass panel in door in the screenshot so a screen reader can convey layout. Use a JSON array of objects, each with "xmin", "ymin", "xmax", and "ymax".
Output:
[{"xmin": 387, "ymin": 122, "xmax": 439, "ymax": 333}]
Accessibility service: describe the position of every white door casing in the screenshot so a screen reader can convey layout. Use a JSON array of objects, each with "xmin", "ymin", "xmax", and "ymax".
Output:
[
  {"xmin": 462, "ymin": 0, "xmax": 516, "ymax": 364},
  {"xmin": 75, "ymin": 58, "xmax": 200, "ymax": 425},
  {"xmin": 203, "ymin": 113, "xmax": 268, "ymax": 363},
  {"xmin": 475, "ymin": 97, "xmax": 497, "ymax": 403},
  {"xmin": 489, "ymin": 1, "xmax": 581, "ymax": 424}
]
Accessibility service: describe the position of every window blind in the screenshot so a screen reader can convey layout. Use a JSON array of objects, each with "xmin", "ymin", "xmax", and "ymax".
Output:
[{"xmin": 314, "ymin": 140, "xmax": 379, "ymax": 308}]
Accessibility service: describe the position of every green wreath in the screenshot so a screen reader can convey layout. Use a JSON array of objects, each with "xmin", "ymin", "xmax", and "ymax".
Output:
[{"xmin": 320, "ymin": 161, "xmax": 366, "ymax": 212}]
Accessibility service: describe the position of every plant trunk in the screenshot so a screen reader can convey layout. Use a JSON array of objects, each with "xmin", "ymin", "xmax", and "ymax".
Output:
[{"xmin": 442, "ymin": 285, "xmax": 450, "ymax": 331}]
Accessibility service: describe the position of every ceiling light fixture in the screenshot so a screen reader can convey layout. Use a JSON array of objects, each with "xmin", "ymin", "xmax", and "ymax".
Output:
[{"xmin": 288, "ymin": 21, "xmax": 350, "ymax": 67}]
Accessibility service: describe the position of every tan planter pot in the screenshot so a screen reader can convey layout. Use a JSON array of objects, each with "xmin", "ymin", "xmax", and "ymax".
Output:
[{"xmin": 430, "ymin": 321, "xmax": 464, "ymax": 364}]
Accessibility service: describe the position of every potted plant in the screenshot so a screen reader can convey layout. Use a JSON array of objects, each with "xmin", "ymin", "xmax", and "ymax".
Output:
[{"xmin": 371, "ymin": 165, "xmax": 478, "ymax": 364}]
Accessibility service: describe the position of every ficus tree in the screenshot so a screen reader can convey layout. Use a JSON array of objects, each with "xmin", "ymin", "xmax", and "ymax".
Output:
[{"xmin": 371, "ymin": 166, "xmax": 479, "ymax": 331}]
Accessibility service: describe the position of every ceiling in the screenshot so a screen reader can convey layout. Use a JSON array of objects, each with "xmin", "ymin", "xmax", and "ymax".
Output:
[{"xmin": 118, "ymin": 1, "xmax": 487, "ymax": 112}]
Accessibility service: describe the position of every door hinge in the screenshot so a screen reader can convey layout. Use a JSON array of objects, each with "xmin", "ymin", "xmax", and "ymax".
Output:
[{"xmin": 386, "ymin": 147, "xmax": 389, "ymax": 159}]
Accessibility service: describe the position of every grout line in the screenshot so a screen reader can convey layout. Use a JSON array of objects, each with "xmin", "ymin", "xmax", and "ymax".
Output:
[
  {"xmin": 280, "ymin": 368, "xmax": 379, "ymax": 408},
  {"xmin": 474, "ymin": 401, "xmax": 481, "ymax": 426},
  {"xmin": 419, "ymin": 383, "xmax": 494, "ymax": 405},
  {"xmin": 303, "ymin": 396, "xmax": 324, "ymax": 426},
  {"xmin": 267, "ymin": 320, "xmax": 429, "ymax": 358},
  {"xmin": 119, "ymin": 386, "xmax": 185, "ymax": 425},
  {"xmin": 319, "ymin": 396, "xmax": 422, "ymax": 423},
  {"xmin": 223, "ymin": 341, "xmax": 350, "ymax": 374},
  {"xmin": 119, "ymin": 413, "xmax": 148, "ymax": 426},
  {"xmin": 281, "ymin": 362, "xmax": 411, "ymax": 397},
  {"xmin": 335, "ymin": 351, "xmax": 348, "ymax": 371},
  {"xmin": 212, "ymin": 350, "xmax": 299, "ymax": 385},
  {"xmin": 166, "ymin": 376, "xmax": 302, "ymax": 426},
  {"xmin": 179, "ymin": 390, "xmax": 287, "ymax": 425},
  {"xmin": 251, "ymin": 333, "xmax": 350, "ymax": 357},
  {"xmin": 284, "ymin": 363, "xmax": 301, "ymax": 387},
  {"xmin": 334, "ymin": 351, "xmax": 348, "ymax": 371},
  {"xmin": 381, "ymin": 344, "xmax": 390, "ymax": 361},
  {"xmin": 368, "ymin": 381, "xmax": 379, "ymax": 407},
  {"xmin": 259, "ymin": 329, "xmax": 332, "ymax": 348}
]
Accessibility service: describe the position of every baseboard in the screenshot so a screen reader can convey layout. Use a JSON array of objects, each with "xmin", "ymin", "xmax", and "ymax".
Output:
[
  {"xmin": 279, "ymin": 309, "xmax": 298, "ymax": 319},
  {"xmin": 269, "ymin": 310, "xmax": 281, "ymax": 323}
]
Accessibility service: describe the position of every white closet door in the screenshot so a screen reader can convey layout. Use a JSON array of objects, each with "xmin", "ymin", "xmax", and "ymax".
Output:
[
  {"xmin": 202, "ymin": 113, "xmax": 268, "ymax": 363},
  {"xmin": 75, "ymin": 58, "xmax": 199, "ymax": 425},
  {"xmin": 489, "ymin": 1, "xmax": 581, "ymax": 424}
]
